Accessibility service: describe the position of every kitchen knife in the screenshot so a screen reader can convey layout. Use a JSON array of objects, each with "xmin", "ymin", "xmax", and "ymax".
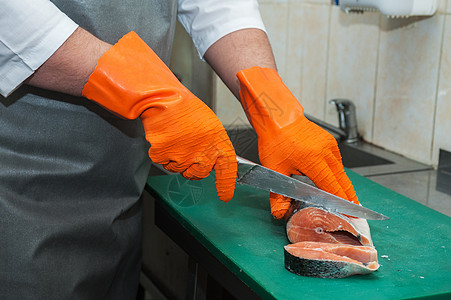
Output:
[{"xmin": 236, "ymin": 156, "xmax": 389, "ymax": 220}]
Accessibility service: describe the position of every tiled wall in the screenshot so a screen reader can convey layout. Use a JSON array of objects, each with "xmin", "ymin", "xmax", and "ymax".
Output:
[{"xmin": 213, "ymin": 0, "xmax": 451, "ymax": 167}]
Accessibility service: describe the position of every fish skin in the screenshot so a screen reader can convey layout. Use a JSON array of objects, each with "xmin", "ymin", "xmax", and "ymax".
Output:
[
  {"xmin": 284, "ymin": 248, "xmax": 377, "ymax": 278},
  {"xmin": 284, "ymin": 242, "xmax": 379, "ymax": 278},
  {"xmin": 283, "ymin": 201, "xmax": 379, "ymax": 278}
]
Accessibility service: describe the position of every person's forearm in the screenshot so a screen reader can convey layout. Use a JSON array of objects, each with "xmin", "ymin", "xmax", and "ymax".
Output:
[
  {"xmin": 26, "ymin": 27, "xmax": 111, "ymax": 96},
  {"xmin": 204, "ymin": 28, "xmax": 277, "ymax": 99}
]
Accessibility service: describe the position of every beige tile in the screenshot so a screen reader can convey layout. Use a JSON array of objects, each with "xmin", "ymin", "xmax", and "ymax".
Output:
[
  {"xmin": 326, "ymin": 6, "xmax": 380, "ymax": 142},
  {"xmin": 436, "ymin": 0, "xmax": 448, "ymax": 14},
  {"xmin": 259, "ymin": 0, "xmax": 330, "ymax": 4},
  {"xmin": 213, "ymin": 2, "xmax": 289, "ymax": 127},
  {"xmin": 291, "ymin": 0, "xmax": 331, "ymax": 4},
  {"xmin": 301, "ymin": 4, "xmax": 331, "ymax": 119},
  {"xmin": 286, "ymin": 3, "xmax": 330, "ymax": 119},
  {"xmin": 258, "ymin": 0, "xmax": 288, "ymax": 4},
  {"xmin": 284, "ymin": 2, "xmax": 304, "ymax": 101},
  {"xmin": 433, "ymin": 15, "xmax": 451, "ymax": 165},
  {"xmin": 259, "ymin": 2, "xmax": 289, "ymax": 77},
  {"xmin": 213, "ymin": 75, "xmax": 250, "ymax": 127},
  {"xmin": 374, "ymin": 15, "xmax": 445, "ymax": 164},
  {"xmin": 444, "ymin": 0, "xmax": 451, "ymax": 14}
]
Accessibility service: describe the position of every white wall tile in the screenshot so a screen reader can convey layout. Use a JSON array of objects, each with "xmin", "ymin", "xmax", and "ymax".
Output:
[
  {"xmin": 436, "ymin": 0, "xmax": 448, "ymax": 14},
  {"xmin": 259, "ymin": 0, "xmax": 330, "ymax": 3},
  {"xmin": 214, "ymin": 2, "xmax": 289, "ymax": 126},
  {"xmin": 259, "ymin": 2, "xmax": 289, "ymax": 77},
  {"xmin": 284, "ymin": 3, "xmax": 304, "ymax": 101},
  {"xmin": 213, "ymin": 75, "xmax": 250, "ymax": 127},
  {"xmin": 291, "ymin": 0, "xmax": 331, "ymax": 4},
  {"xmin": 444, "ymin": 0, "xmax": 451, "ymax": 13},
  {"xmin": 213, "ymin": 0, "xmax": 450, "ymax": 167},
  {"xmin": 433, "ymin": 15, "xmax": 451, "ymax": 164},
  {"xmin": 258, "ymin": 0, "xmax": 288, "ymax": 4},
  {"xmin": 301, "ymin": 4, "xmax": 331, "ymax": 119},
  {"xmin": 374, "ymin": 15, "xmax": 445, "ymax": 164},
  {"xmin": 326, "ymin": 7, "xmax": 380, "ymax": 141},
  {"xmin": 286, "ymin": 3, "xmax": 330, "ymax": 119}
]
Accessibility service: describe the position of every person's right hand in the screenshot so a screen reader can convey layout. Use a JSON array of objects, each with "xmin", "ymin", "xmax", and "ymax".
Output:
[
  {"xmin": 82, "ymin": 32, "xmax": 237, "ymax": 202},
  {"xmin": 140, "ymin": 97, "xmax": 237, "ymax": 202},
  {"xmin": 237, "ymin": 67, "xmax": 358, "ymax": 218}
]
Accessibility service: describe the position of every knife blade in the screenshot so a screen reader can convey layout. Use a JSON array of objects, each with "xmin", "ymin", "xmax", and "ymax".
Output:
[{"xmin": 236, "ymin": 156, "xmax": 389, "ymax": 220}]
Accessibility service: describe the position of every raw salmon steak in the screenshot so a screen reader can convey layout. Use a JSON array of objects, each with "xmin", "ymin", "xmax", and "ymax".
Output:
[
  {"xmin": 286, "ymin": 206, "xmax": 373, "ymax": 246},
  {"xmin": 284, "ymin": 242, "xmax": 379, "ymax": 278},
  {"xmin": 284, "ymin": 201, "xmax": 379, "ymax": 278}
]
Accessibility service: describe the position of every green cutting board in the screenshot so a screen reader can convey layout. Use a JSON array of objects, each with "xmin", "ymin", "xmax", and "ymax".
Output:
[{"xmin": 146, "ymin": 170, "xmax": 451, "ymax": 299}]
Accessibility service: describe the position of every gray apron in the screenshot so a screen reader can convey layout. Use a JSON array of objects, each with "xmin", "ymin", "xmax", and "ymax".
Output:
[{"xmin": 0, "ymin": 1, "xmax": 177, "ymax": 299}]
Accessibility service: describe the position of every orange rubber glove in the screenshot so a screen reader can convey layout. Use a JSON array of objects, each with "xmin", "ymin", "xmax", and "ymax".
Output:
[
  {"xmin": 237, "ymin": 67, "xmax": 358, "ymax": 218},
  {"xmin": 82, "ymin": 32, "xmax": 237, "ymax": 202}
]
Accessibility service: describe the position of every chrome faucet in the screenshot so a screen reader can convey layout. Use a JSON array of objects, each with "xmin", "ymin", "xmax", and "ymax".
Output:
[
  {"xmin": 305, "ymin": 99, "xmax": 360, "ymax": 144},
  {"xmin": 330, "ymin": 99, "xmax": 359, "ymax": 143}
]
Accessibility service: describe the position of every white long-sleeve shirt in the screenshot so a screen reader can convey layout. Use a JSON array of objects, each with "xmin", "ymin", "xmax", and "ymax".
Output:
[{"xmin": 0, "ymin": 0, "xmax": 265, "ymax": 97}]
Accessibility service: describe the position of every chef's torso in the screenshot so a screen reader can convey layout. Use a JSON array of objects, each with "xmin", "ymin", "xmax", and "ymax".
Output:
[{"xmin": 0, "ymin": 1, "xmax": 177, "ymax": 298}]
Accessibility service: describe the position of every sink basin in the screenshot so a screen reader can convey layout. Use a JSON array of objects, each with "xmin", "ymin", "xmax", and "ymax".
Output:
[
  {"xmin": 226, "ymin": 126, "xmax": 260, "ymax": 163},
  {"xmin": 337, "ymin": 142, "xmax": 393, "ymax": 168},
  {"xmin": 226, "ymin": 126, "xmax": 431, "ymax": 177},
  {"xmin": 226, "ymin": 126, "xmax": 392, "ymax": 169}
]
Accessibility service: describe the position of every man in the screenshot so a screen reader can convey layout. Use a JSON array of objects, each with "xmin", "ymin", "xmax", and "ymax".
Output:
[{"xmin": 1, "ymin": 0, "xmax": 358, "ymax": 298}]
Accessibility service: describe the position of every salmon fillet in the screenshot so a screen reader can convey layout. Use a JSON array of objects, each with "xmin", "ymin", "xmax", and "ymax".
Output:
[{"xmin": 286, "ymin": 206, "xmax": 372, "ymax": 246}]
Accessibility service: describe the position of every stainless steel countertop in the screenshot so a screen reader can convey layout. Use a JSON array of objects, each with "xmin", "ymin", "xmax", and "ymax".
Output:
[
  {"xmin": 364, "ymin": 169, "xmax": 451, "ymax": 217},
  {"xmin": 308, "ymin": 126, "xmax": 451, "ymax": 218},
  {"xmin": 341, "ymin": 142, "xmax": 451, "ymax": 218},
  {"xmin": 224, "ymin": 125, "xmax": 451, "ymax": 218}
]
